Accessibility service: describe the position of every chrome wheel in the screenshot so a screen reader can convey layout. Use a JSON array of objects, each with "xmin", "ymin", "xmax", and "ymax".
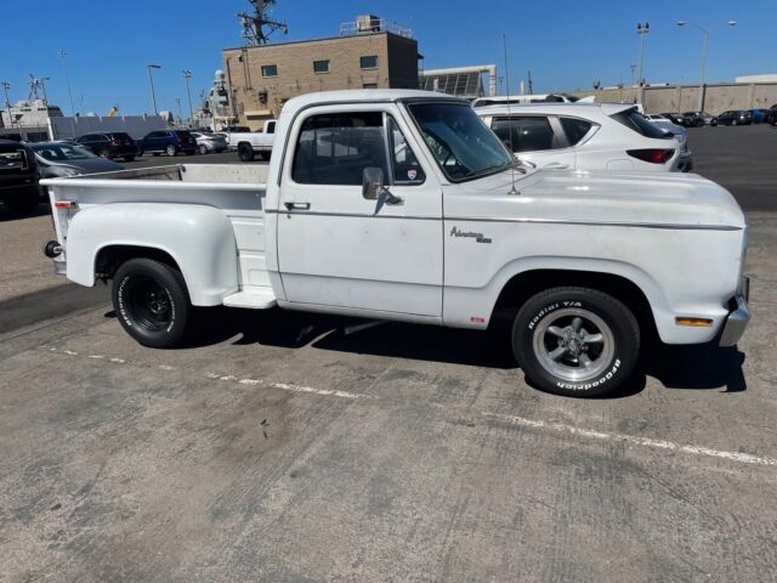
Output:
[{"xmin": 532, "ymin": 308, "xmax": 615, "ymax": 383}]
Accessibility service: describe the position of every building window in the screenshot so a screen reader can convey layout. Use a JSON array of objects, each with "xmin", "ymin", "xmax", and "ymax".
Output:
[
  {"xmin": 261, "ymin": 64, "xmax": 278, "ymax": 78},
  {"xmin": 313, "ymin": 60, "xmax": 330, "ymax": 74},
  {"xmin": 360, "ymin": 55, "xmax": 378, "ymax": 70}
]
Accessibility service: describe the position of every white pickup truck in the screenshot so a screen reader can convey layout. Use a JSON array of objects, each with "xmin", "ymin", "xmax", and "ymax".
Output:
[
  {"xmin": 41, "ymin": 89, "xmax": 751, "ymax": 398},
  {"xmin": 225, "ymin": 119, "xmax": 277, "ymax": 161}
]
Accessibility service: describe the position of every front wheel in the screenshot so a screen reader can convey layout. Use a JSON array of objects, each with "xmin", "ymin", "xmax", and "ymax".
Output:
[
  {"xmin": 512, "ymin": 287, "xmax": 640, "ymax": 397},
  {"xmin": 166, "ymin": 144, "xmax": 178, "ymax": 156},
  {"xmin": 199, "ymin": 144, "xmax": 209, "ymax": 155},
  {"xmin": 112, "ymin": 258, "xmax": 191, "ymax": 348}
]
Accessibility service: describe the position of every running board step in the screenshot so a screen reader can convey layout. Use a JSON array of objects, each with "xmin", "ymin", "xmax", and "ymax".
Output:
[{"xmin": 222, "ymin": 288, "xmax": 277, "ymax": 309}]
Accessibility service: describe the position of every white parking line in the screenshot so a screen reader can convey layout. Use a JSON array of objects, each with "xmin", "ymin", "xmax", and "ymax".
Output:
[
  {"xmin": 482, "ymin": 411, "xmax": 777, "ymax": 467},
  {"xmin": 42, "ymin": 346, "xmax": 364, "ymax": 400}
]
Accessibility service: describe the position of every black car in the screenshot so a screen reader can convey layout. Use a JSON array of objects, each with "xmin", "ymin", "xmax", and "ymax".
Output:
[
  {"xmin": 138, "ymin": 130, "xmax": 198, "ymax": 156},
  {"xmin": 768, "ymin": 105, "xmax": 777, "ymax": 126},
  {"xmin": 73, "ymin": 132, "xmax": 139, "ymax": 161},
  {"xmin": 0, "ymin": 139, "xmax": 40, "ymax": 216},
  {"xmin": 660, "ymin": 112, "xmax": 692, "ymax": 127},
  {"xmin": 716, "ymin": 110, "xmax": 753, "ymax": 126}
]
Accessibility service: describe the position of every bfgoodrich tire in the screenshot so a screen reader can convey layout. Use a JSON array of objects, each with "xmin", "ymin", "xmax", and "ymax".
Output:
[
  {"xmin": 112, "ymin": 258, "xmax": 191, "ymax": 348},
  {"xmin": 512, "ymin": 287, "xmax": 640, "ymax": 397}
]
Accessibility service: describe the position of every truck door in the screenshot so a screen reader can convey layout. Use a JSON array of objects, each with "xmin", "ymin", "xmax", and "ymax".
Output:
[{"xmin": 276, "ymin": 108, "xmax": 443, "ymax": 318}]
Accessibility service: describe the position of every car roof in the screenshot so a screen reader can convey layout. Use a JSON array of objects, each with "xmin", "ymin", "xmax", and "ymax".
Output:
[{"xmin": 473, "ymin": 101, "xmax": 636, "ymax": 117}]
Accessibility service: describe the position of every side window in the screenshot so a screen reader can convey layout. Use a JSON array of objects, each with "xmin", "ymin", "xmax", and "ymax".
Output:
[
  {"xmin": 491, "ymin": 117, "xmax": 555, "ymax": 152},
  {"xmin": 292, "ymin": 111, "xmax": 388, "ymax": 185},
  {"xmin": 387, "ymin": 117, "xmax": 425, "ymax": 185},
  {"xmin": 559, "ymin": 117, "xmax": 593, "ymax": 145}
]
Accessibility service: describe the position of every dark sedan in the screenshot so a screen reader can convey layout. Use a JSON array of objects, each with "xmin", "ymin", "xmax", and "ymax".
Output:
[
  {"xmin": 716, "ymin": 110, "xmax": 753, "ymax": 126},
  {"xmin": 29, "ymin": 141, "xmax": 125, "ymax": 178}
]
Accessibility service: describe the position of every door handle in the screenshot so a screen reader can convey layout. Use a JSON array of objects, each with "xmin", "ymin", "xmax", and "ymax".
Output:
[{"xmin": 284, "ymin": 202, "xmax": 311, "ymax": 210}]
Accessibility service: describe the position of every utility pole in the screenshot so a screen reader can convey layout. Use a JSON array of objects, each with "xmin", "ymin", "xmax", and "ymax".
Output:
[
  {"xmin": 182, "ymin": 69, "xmax": 194, "ymax": 125},
  {"xmin": 59, "ymin": 50, "xmax": 76, "ymax": 117}
]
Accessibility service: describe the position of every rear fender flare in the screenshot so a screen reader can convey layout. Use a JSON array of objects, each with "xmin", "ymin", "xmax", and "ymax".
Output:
[{"xmin": 66, "ymin": 203, "xmax": 239, "ymax": 306}]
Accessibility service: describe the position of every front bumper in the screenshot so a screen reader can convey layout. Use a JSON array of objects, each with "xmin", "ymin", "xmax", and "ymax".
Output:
[{"xmin": 718, "ymin": 276, "xmax": 751, "ymax": 347}]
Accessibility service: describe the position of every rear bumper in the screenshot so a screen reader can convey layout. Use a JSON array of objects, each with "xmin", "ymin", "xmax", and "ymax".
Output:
[{"xmin": 718, "ymin": 276, "xmax": 751, "ymax": 347}]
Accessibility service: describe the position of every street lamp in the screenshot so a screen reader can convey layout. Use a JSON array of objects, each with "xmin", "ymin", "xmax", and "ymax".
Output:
[
  {"xmin": 677, "ymin": 20, "xmax": 737, "ymax": 111},
  {"xmin": 59, "ymin": 50, "xmax": 76, "ymax": 117},
  {"xmin": 636, "ymin": 22, "xmax": 649, "ymax": 87},
  {"xmin": 147, "ymin": 63, "xmax": 162, "ymax": 115},
  {"xmin": 182, "ymin": 69, "xmax": 194, "ymax": 125}
]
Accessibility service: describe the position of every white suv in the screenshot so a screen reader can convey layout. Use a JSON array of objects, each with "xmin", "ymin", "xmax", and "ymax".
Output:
[{"xmin": 476, "ymin": 102, "xmax": 688, "ymax": 172}]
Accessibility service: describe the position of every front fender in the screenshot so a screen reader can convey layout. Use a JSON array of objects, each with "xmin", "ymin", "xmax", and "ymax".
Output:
[
  {"xmin": 444, "ymin": 254, "xmax": 667, "ymax": 329},
  {"xmin": 66, "ymin": 203, "xmax": 239, "ymax": 306}
]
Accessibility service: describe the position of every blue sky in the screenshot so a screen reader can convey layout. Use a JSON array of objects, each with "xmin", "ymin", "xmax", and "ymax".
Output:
[{"xmin": 10, "ymin": 0, "xmax": 773, "ymax": 116}]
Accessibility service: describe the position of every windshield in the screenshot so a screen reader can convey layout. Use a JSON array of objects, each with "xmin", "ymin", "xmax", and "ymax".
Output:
[
  {"xmin": 31, "ymin": 142, "xmax": 98, "ymax": 161},
  {"xmin": 406, "ymin": 101, "xmax": 515, "ymax": 181}
]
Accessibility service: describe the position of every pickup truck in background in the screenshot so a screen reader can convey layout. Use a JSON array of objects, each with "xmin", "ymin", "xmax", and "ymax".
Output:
[
  {"xmin": 225, "ymin": 119, "xmax": 277, "ymax": 161},
  {"xmin": 0, "ymin": 139, "xmax": 41, "ymax": 216},
  {"xmin": 41, "ymin": 89, "xmax": 751, "ymax": 398}
]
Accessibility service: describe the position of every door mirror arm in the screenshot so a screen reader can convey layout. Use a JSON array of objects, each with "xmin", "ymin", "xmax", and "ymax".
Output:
[{"xmin": 362, "ymin": 167, "xmax": 403, "ymax": 213}]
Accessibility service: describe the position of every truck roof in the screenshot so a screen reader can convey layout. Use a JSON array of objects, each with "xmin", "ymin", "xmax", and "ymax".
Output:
[{"xmin": 281, "ymin": 89, "xmax": 467, "ymax": 116}]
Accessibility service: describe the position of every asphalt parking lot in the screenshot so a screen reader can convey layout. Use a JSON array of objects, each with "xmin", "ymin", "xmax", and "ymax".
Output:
[{"xmin": 2, "ymin": 125, "xmax": 777, "ymax": 582}]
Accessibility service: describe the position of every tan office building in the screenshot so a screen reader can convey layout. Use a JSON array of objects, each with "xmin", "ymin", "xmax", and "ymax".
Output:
[{"xmin": 221, "ymin": 19, "xmax": 421, "ymax": 130}]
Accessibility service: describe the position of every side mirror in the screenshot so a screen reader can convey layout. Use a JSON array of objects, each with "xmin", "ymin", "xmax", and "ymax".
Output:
[{"xmin": 362, "ymin": 166, "xmax": 384, "ymax": 200}]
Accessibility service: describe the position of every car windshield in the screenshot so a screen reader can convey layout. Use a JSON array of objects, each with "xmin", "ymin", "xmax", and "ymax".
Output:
[
  {"xmin": 30, "ymin": 143, "xmax": 98, "ymax": 161},
  {"xmin": 406, "ymin": 101, "xmax": 515, "ymax": 181}
]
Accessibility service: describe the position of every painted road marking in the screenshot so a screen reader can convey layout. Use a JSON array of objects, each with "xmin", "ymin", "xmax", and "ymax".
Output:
[
  {"xmin": 482, "ymin": 411, "xmax": 777, "ymax": 467},
  {"xmin": 40, "ymin": 345, "xmax": 774, "ymax": 466}
]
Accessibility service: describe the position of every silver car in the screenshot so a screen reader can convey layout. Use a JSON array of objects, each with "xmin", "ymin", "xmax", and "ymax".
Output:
[{"xmin": 191, "ymin": 131, "xmax": 228, "ymax": 154}]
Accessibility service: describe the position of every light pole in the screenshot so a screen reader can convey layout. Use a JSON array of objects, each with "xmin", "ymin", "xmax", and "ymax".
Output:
[
  {"xmin": 147, "ymin": 63, "xmax": 162, "ymax": 115},
  {"xmin": 59, "ymin": 50, "xmax": 76, "ymax": 117},
  {"xmin": 1, "ymin": 81, "xmax": 11, "ymax": 128},
  {"xmin": 636, "ymin": 22, "xmax": 649, "ymax": 87},
  {"xmin": 182, "ymin": 69, "xmax": 194, "ymax": 125},
  {"xmin": 677, "ymin": 20, "xmax": 737, "ymax": 111},
  {"xmin": 39, "ymin": 77, "xmax": 50, "ymax": 107}
]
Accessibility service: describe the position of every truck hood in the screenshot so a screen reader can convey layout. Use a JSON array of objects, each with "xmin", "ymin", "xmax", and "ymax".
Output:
[{"xmin": 449, "ymin": 168, "xmax": 746, "ymax": 230}]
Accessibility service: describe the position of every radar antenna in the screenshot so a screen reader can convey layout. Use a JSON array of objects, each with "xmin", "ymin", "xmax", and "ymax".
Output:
[{"xmin": 238, "ymin": 0, "xmax": 288, "ymax": 46}]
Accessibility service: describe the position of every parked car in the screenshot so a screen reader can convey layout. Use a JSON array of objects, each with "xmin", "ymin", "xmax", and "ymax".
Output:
[
  {"xmin": 716, "ymin": 110, "xmax": 753, "ymax": 126},
  {"xmin": 0, "ymin": 139, "xmax": 40, "ymax": 216},
  {"xmin": 29, "ymin": 141, "xmax": 125, "ymax": 178},
  {"xmin": 682, "ymin": 111, "xmax": 718, "ymax": 127},
  {"xmin": 748, "ymin": 109, "xmax": 771, "ymax": 124},
  {"xmin": 660, "ymin": 112, "xmax": 692, "ymax": 126},
  {"xmin": 476, "ymin": 102, "xmax": 685, "ymax": 172},
  {"xmin": 768, "ymin": 106, "xmax": 777, "ymax": 125},
  {"xmin": 138, "ymin": 130, "xmax": 198, "ymax": 156},
  {"xmin": 644, "ymin": 115, "xmax": 693, "ymax": 172},
  {"xmin": 73, "ymin": 132, "xmax": 139, "ymax": 161},
  {"xmin": 191, "ymin": 131, "xmax": 228, "ymax": 154}
]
